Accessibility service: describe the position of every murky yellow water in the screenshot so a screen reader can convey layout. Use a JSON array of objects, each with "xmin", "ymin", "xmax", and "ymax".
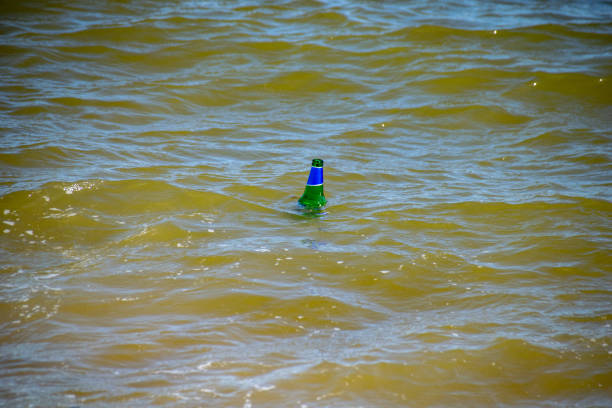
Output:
[{"xmin": 1, "ymin": 1, "xmax": 611, "ymax": 407}]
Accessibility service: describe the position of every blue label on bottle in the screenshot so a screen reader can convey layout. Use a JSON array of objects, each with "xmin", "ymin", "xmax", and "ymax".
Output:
[{"xmin": 306, "ymin": 166, "xmax": 323, "ymax": 185}]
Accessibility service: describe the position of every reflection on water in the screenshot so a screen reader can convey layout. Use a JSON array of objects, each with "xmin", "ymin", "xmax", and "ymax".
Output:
[{"xmin": 1, "ymin": 0, "xmax": 611, "ymax": 407}]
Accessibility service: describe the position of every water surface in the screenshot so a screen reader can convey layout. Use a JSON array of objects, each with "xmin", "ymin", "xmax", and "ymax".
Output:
[{"xmin": 1, "ymin": 0, "xmax": 611, "ymax": 407}]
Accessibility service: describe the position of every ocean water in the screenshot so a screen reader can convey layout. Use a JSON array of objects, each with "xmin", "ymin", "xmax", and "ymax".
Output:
[{"xmin": 1, "ymin": 0, "xmax": 611, "ymax": 407}]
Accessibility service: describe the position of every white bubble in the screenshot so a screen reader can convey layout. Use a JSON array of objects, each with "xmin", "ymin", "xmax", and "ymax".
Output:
[
  {"xmin": 3, "ymin": 209, "xmax": 9, "ymax": 215},
  {"xmin": 25, "ymin": 230, "xmax": 34, "ymax": 236},
  {"xmin": 3, "ymin": 220, "xmax": 15, "ymax": 226},
  {"xmin": 208, "ymin": 228, "xmax": 215, "ymax": 233},
  {"xmin": 380, "ymin": 270, "xmax": 390, "ymax": 274}
]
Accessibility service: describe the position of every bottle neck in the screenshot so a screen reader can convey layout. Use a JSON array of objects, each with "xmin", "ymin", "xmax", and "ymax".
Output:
[{"xmin": 306, "ymin": 166, "xmax": 324, "ymax": 186}]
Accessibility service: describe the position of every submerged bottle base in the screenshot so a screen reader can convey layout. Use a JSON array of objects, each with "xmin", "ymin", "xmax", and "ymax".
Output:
[
  {"xmin": 298, "ymin": 201, "xmax": 326, "ymax": 210},
  {"xmin": 296, "ymin": 202, "xmax": 327, "ymax": 218}
]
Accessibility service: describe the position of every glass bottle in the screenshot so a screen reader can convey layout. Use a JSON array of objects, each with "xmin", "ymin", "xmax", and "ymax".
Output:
[{"xmin": 298, "ymin": 158, "xmax": 327, "ymax": 209}]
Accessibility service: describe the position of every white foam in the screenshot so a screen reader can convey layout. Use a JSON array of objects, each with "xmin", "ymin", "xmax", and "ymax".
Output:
[
  {"xmin": 63, "ymin": 181, "xmax": 97, "ymax": 195},
  {"xmin": 254, "ymin": 384, "xmax": 275, "ymax": 391},
  {"xmin": 200, "ymin": 388, "xmax": 219, "ymax": 396},
  {"xmin": 116, "ymin": 296, "xmax": 138, "ymax": 302},
  {"xmin": 197, "ymin": 361, "xmax": 213, "ymax": 370}
]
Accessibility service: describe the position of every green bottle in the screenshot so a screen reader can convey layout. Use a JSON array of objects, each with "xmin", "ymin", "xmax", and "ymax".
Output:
[{"xmin": 298, "ymin": 158, "xmax": 327, "ymax": 209}]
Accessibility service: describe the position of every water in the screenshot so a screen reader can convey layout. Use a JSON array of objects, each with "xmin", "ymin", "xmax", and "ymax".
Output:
[{"xmin": 1, "ymin": 0, "xmax": 611, "ymax": 406}]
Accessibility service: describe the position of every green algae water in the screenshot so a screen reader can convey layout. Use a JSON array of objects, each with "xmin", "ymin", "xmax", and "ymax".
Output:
[{"xmin": 1, "ymin": 1, "xmax": 611, "ymax": 407}]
